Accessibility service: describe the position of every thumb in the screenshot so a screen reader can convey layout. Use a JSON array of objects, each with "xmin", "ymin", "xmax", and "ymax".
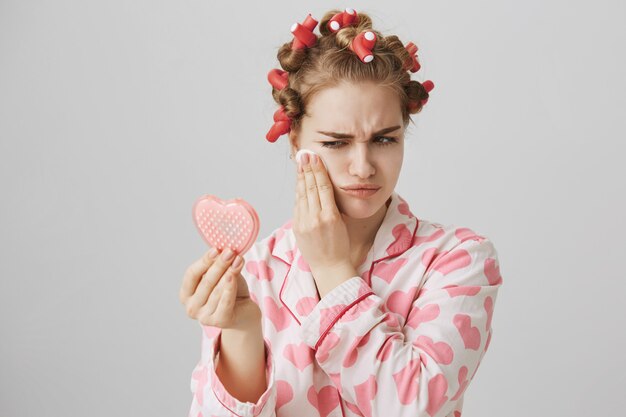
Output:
[
  {"xmin": 236, "ymin": 272, "xmax": 251, "ymax": 298},
  {"xmin": 229, "ymin": 255, "xmax": 251, "ymax": 299}
]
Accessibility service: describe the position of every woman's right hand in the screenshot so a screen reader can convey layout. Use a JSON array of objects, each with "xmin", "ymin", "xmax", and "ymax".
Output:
[{"xmin": 179, "ymin": 247, "xmax": 261, "ymax": 330}]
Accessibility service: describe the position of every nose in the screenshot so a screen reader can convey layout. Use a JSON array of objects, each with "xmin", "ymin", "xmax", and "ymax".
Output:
[{"xmin": 348, "ymin": 143, "xmax": 375, "ymax": 178}]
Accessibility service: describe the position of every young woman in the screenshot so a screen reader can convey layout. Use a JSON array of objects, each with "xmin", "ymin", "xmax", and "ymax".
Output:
[{"xmin": 180, "ymin": 8, "xmax": 503, "ymax": 417}]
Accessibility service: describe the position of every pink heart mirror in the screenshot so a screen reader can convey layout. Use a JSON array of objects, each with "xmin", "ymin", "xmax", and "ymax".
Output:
[{"xmin": 192, "ymin": 195, "xmax": 260, "ymax": 255}]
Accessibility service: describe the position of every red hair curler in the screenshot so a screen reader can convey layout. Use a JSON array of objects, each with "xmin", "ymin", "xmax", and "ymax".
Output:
[
  {"xmin": 420, "ymin": 80, "xmax": 435, "ymax": 106},
  {"xmin": 349, "ymin": 31, "xmax": 377, "ymax": 63},
  {"xmin": 268, "ymin": 68, "xmax": 289, "ymax": 91},
  {"xmin": 404, "ymin": 41, "xmax": 422, "ymax": 73},
  {"xmin": 266, "ymin": 105, "xmax": 292, "ymax": 143},
  {"xmin": 290, "ymin": 14, "xmax": 318, "ymax": 50},
  {"xmin": 327, "ymin": 8, "xmax": 359, "ymax": 32}
]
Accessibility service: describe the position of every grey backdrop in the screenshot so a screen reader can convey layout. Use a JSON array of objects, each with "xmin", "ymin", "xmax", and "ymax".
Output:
[{"xmin": 2, "ymin": 1, "xmax": 625, "ymax": 416}]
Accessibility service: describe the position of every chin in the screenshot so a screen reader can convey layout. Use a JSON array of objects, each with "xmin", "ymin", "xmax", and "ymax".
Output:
[{"xmin": 334, "ymin": 188, "xmax": 390, "ymax": 219}]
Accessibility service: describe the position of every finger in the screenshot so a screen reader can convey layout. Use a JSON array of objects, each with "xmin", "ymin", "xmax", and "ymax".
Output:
[
  {"xmin": 213, "ymin": 269, "xmax": 237, "ymax": 324},
  {"xmin": 188, "ymin": 248, "xmax": 237, "ymax": 313},
  {"xmin": 302, "ymin": 154, "xmax": 321, "ymax": 215},
  {"xmin": 311, "ymin": 154, "xmax": 338, "ymax": 214},
  {"xmin": 199, "ymin": 255, "xmax": 242, "ymax": 318},
  {"xmin": 235, "ymin": 272, "xmax": 250, "ymax": 298},
  {"xmin": 180, "ymin": 248, "xmax": 218, "ymax": 303},
  {"xmin": 296, "ymin": 159, "xmax": 308, "ymax": 219},
  {"xmin": 199, "ymin": 275, "xmax": 226, "ymax": 319}
]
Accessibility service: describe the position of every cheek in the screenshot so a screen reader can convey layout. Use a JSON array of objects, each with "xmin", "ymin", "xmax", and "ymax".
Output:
[
  {"xmin": 383, "ymin": 152, "xmax": 403, "ymax": 173},
  {"xmin": 316, "ymin": 156, "xmax": 337, "ymax": 180},
  {"xmin": 325, "ymin": 169, "xmax": 338, "ymax": 187}
]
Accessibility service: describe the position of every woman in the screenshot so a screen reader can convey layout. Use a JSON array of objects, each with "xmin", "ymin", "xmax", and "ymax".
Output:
[{"xmin": 181, "ymin": 8, "xmax": 503, "ymax": 417}]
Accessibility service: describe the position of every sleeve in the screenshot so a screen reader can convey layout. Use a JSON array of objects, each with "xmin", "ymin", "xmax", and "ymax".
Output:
[
  {"xmin": 187, "ymin": 239, "xmax": 280, "ymax": 417},
  {"xmin": 298, "ymin": 237, "xmax": 503, "ymax": 417},
  {"xmin": 187, "ymin": 324, "xmax": 278, "ymax": 417}
]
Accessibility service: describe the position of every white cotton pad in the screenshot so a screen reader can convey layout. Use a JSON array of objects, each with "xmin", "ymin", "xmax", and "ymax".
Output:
[
  {"xmin": 295, "ymin": 149, "xmax": 326, "ymax": 168},
  {"xmin": 295, "ymin": 149, "xmax": 316, "ymax": 164}
]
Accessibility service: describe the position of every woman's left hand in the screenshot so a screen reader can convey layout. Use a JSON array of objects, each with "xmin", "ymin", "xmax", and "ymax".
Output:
[{"xmin": 293, "ymin": 152, "xmax": 352, "ymax": 276}]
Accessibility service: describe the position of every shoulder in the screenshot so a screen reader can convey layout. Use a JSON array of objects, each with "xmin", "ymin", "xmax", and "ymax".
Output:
[
  {"xmin": 407, "ymin": 217, "xmax": 501, "ymax": 270},
  {"xmin": 417, "ymin": 217, "xmax": 497, "ymax": 249},
  {"xmin": 408, "ymin": 217, "xmax": 502, "ymax": 287}
]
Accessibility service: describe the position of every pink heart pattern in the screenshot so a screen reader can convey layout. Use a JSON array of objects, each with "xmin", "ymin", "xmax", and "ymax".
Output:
[
  {"xmin": 296, "ymin": 296, "xmax": 318, "ymax": 317},
  {"xmin": 443, "ymin": 284, "xmax": 482, "ymax": 297},
  {"xmin": 428, "ymin": 247, "xmax": 472, "ymax": 276},
  {"xmin": 485, "ymin": 257, "xmax": 502, "ymax": 285},
  {"xmin": 426, "ymin": 374, "xmax": 449, "ymax": 416},
  {"xmin": 373, "ymin": 258, "xmax": 408, "ymax": 284},
  {"xmin": 191, "ymin": 365, "xmax": 208, "ymax": 406},
  {"xmin": 405, "ymin": 303, "xmax": 440, "ymax": 329},
  {"xmin": 451, "ymin": 366, "xmax": 469, "ymax": 401},
  {"xmin": 484, "ymin": 296, "xmax": 494, "ymax": 331},
  {"xmin": 263, "ymin": 296, "xmax": 292, "ymax": 332},
  {"xmin": 245, "ymin": 260, "xmax": 275, "ymax": 282},
  {"xmin": 386, "ymin": 287, "xmax": 418, "ymax": 315},
  {"xmin": 454, "ymin": 227, "xmax": 485, "ymax": 242},
  {"xmin": 453, "ymin": 314, "xmax": 481, "ymax": 350},
  {"xmin": 412, "ymin": 335, "xmax": 454, "ymax": 365},
  {"xmin": 275, "ymin": 380, "xmax": 294, "ymax": 411},
  {"xmin": 307, "ymin": 385, "xmax": 340, "ymax": 417},
  {"xmin": 354, "ymin": 375, "xmax": 378, "ymax": 417},
  {"xmin": 386, "ymin": 223, "xmax": 413, "ymax": 256},
  {"xmin": 283, "ymin": 342, "xmax": 314, "ymax": 371},
  {"xmin": 392, "ymin": 358, "xmax": 421, "ymax": 404},
  {"xmin": 342, "ymin": 333, "xmax": 371, "ymax": 368}
]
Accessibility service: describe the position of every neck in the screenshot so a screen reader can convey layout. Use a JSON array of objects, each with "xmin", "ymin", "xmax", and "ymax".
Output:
[{"xmin": 341, "ymin": 195, "xmax": 391, "ymax": 256}]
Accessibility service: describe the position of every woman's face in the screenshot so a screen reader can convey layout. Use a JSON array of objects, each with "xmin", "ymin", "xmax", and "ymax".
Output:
[{"xmin": 291, "ymin": 81, "xmax": 405, "ymax": 219}]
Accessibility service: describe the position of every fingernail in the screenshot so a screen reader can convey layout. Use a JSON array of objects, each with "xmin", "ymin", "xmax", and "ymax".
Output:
[
  {"xmin": 208, "ymin": 248, "xmax": 218, "ymax": 258},
  {"xmin": 302, "ymin": 153, "xmax": 309, "ymax": 164},
  {"xmin": 232, "ymin": 255, "xmax": 243, "ymax": 268},
  {"xmin": 221, "ymin": 247, "xmax": 234, "ymax": 261},
  {"xmin": 311, "ymin": 154, "xmax": 318, "ymax": 165}
]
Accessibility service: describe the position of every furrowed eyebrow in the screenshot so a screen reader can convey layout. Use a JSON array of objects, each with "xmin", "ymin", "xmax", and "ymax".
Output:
[{"xmin": 316, "ymin": 125, "xmax": 401, "ymax": 139}]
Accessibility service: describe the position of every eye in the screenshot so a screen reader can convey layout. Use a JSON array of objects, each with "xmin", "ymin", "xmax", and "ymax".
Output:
[
  {"xmin": 320, "ymin": 136, "xmax": 398, "ymax": 149},
  {"xmin": 376, "ymin": 136, "xmax": 398, "ymax": 146},
  {"xmin": 320, "ymin": 141, "xmax": 346, "ymax": 149}
]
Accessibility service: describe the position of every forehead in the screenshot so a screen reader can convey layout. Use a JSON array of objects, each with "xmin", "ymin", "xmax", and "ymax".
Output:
[{"xmin": 304, "ymin": 82, "xmax": 402, "ymax": 133}]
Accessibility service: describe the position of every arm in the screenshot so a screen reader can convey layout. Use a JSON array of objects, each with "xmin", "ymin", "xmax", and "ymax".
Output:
[
  {"xmin": 188, "ymin": 318, "xmax": 277, "ymax": 417},
  {"xmin": 187, "ymin": 238, "xmax": 282, "ymax": 417},
  {"xmin": 312, "ymin": 262, "xmax": 359, "ymax": 299},
  {"xmin": 216, "ymin": 302, "xmax": 267, "ymax": 403},
  {"xmin": 299, "ymin": 237, "xmax": 503, "ymax": 417}
]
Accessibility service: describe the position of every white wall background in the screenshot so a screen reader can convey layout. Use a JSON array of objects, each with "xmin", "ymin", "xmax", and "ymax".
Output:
[{"xmin": 1, "ymin": 0, "xmax": 624, "ymax": 416}]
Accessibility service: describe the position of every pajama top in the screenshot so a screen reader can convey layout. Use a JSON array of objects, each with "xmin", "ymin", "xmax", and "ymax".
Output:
[{"xmin": 188, "ymin": 190, "xmax": 503, "ymax": 417}]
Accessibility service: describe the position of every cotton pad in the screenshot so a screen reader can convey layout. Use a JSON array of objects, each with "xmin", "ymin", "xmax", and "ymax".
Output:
[{"xmin": 295, "ymin": 149, "xmax": 326, "ymax": 168}]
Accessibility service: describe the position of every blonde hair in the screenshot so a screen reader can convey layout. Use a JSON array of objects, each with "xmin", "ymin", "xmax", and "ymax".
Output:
[{"xmin": 269, "ymin": 9, "xmax": 432, "ymax": 144}]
